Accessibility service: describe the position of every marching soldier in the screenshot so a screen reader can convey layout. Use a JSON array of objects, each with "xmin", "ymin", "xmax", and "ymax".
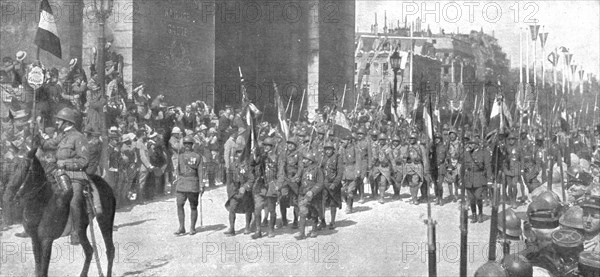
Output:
[
  {"xmin": 432, "ymin": 133, "xmax": 447, "ymax": 205},
  {"xmin": 174, "ymin": 136, "xmax": 204, "ymax": 236},
  {"xmin": 251, "ymin": 137, "xmax": 280, "ymax": 239},
  {"xmin": 390, "ymin": 135, "xmax": 404, "ymax": 199},
  {"xmin": 401, "ymin": 131, "xmax": 431, "ymax": 205},
  {"xmin": 339, "ymin": 134, "xmax": 359, "ymax": 213},
  {"xmin": 372, "ymin": 133, "xmax": 393, "ymax": 204},
  {"xmin": 368, "ymin": 129, "xmax": 380, "ymax": 198},
  {"xmin": 295, "ymin": 152, "xmax": 324, "ymax": 240},
  {"xmin": 447, "ymin": 128, "xmax": 462, "ymax": 158},
  {"xmin": 460, "ymin": 136, "xmax": 492, "ymax": 223},
  {"xmin": 321, "ymin": 141, "xmax": 342, "ymax": 229},
  {"xmin": 503, "ymin": 132, "xmax": 521, "ymax": 208},
  {"xmin": 224, "ymin": 148, "xmax": 254, "ymax": 236},
  {"xmin": 279, "ymin": 136, "xmax": 301, "ymax": 229},
  {"xmin": 355, "ymin": 127, "xmax": 371, "ymax": 203},
  {"xmin": 444, "ymin": 154, "xmax": 461, "ymax": 203}
]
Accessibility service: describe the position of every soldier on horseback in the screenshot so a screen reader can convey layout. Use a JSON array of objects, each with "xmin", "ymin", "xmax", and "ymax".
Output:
[{"xmin": 38, "ymin": 107, "xmax": 90, "ymax": 245}]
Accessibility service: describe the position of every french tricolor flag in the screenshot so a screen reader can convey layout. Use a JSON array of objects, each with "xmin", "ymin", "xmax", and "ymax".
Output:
[{"xmin": 34, "ymin": 0, "xmax": 62, "ymax": 59}]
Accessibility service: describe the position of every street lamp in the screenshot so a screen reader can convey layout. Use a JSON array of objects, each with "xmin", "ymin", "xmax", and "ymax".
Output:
[{"xmin": 390, "ymin": 49, "xmax": 401, "ymax": 106}]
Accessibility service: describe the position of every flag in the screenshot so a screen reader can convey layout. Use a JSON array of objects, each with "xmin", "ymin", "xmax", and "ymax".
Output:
[
  {"xmin": 333, "ymin": 110, "xmax": 351, "ymax": 138},
  {"xmin": 423, "ymin": 95, "xmax": 434, "ymax": 140},
  {"xmin": 547, "ymin": 51, "xmax": 558, "ymax": 67},
  {"xmin": 34, "ymin": 0, "xmax": 62, "ymax": 58},
  {"xmin": 488, "ymin": 95, "xmax": 512, "ymax": 136},
  {"xmin": 558, "ymin": 99, "xmax": 569, "ymax": 132},
  {"xmin": 273, "ymin": 82, "xmax": 289, "ymax": 140},
  {"xmin": 241, "ymin": 104, "xmax": 258, "ymax": 163}
]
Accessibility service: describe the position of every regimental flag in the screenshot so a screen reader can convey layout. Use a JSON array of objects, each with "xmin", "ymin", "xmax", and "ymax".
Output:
[
  {"xmin": 423, "ymin": 94, "xmax": 434, "ymax": 141},
  {"xmin": 273, "ymin": 82, "xmax": 289, "ymax": 140},
  {"xmin": 34, "ymin": 0, "xmax": 61, "ymax": 58},
  {"xmin": 488, "ymin": 95, "xmax": 512, "ymax": 137},
  {"xmin": 333, "ymin": 110, "xmax": 351, "ymax": 138}
]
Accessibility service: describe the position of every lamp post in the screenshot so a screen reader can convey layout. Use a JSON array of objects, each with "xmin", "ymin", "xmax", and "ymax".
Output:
[{"xmin": 390, "ymin": 49, "xmax": 401, "ymax": 107}]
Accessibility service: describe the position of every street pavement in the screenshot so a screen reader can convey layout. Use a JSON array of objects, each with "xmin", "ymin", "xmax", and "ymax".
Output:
[{"xmin": 1, "ymin": 184, "xmax": 526, "ymax": 277}]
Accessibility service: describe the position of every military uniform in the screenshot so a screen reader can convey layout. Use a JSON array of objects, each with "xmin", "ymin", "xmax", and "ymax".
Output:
[
  {"xmin": 321, "ymin": 142, "xmax": 342, "ymax": 229},
  {"xmin": 295, "ymin": 152, "xmax": 325, "ymax": 240},
  {"xmin": 223, "ymin": 149, "xmax": 254, "ymax": 236},
  {"xmin": 401, "ymin": 132, "xmax": 430, "ymax": 204},
  {"xmin": 432, "ymin": 134, "xmax": 447, "ymax": 205},
  {"xmin": 390, "ymin": 137, "xmax": 405, "ymax": 198},
  {"xmin": 340, "ymin": 135, "xmax": 360, "ymax": 213},
  {"xmin": 174, "ymin": 137, "xmax": 204, "ymax": 235},
  {"xmin": 522, "ymin": 155, "xmax": 542, "ymax": 193},
  {"xmin": 252, "ymin": 138, "xmax": 281, "ymax": 238},
  {"xmin": 368, "ymin": 130, "xmax": 380, "ymax": 197},
  {"xmin": 355, "ymin": 128, "xmax": 371, "ymax": 202},
  {"xmin": 460, "ymin": 138, "xmax": 492, "ymax": 223},
  {"xmin": 279, "ymin": 137, "xmax": 301, "ymax": 228},
  {"xmin": 372, "ymin": 134, "xmax": 393, "ymax": 203},
  {"xmin": 503, "ymin": 133, "xmax": 522, "ymax": 207}
]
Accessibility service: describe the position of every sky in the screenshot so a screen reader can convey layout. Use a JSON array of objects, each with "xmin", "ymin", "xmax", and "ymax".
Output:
[{"xmin": 355, "ymin": 0, "xmax": 600, "ymax": 78}]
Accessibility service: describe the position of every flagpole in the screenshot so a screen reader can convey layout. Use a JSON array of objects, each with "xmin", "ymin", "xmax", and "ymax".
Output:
[{"xmin": 298, "ymin": 88, "xmax": 306, "ymax": 122}]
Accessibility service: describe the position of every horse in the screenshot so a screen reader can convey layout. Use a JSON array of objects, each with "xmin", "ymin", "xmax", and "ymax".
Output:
[{"xmin": 8, "ymin": 147, "xmax": 116, "ymax": 277}]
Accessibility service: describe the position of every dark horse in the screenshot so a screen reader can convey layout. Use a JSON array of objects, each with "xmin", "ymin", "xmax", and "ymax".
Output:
[{"xmin": 8, "ymin": 147, "xmax": 116, "ymax": 277}]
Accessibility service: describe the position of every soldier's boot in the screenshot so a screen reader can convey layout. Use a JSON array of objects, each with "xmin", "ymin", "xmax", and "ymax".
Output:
[
  {"xmin": 280, "ymin": 205, "xmax": 288, "ymax": 227},
  {"xmin": 436, "ymin": 197, "xmax": 443, "ymax": 206},
  {"xmin": 470, "ymin": 204, "xmax": 478, "ymax": 223},
  {"xmin": 329, "ymin": 209, "xmax": 336, "ymax": 230},
  {"xmin": 174, "ymin": 205, "xmax": 186, "ymax": 236},
  {"xmin": 294, "ymin": 217, "xmax": 306, "ymax": 240},
  {"xmin": 189, "ymin": 209, "xmax": 198, "ymax": 235},
  {"xmin": 318, "ymin": 218, "xmax": 327, "ymax": 230},
  {"xmin": 345, "ymin": 198, "xmax": 353, "ymax": 214},
  {"xmin": 268, "ymin": 214, "xmax": 276, "ymax": 238},
  {"xmin": 291, "ymin": 209, "xmax": 299, "ymax": 229},
  {"xmin": 224, "ymin": 212, "xmax": 236, "ymax": 236},
  {"xmin": 244, "ymin": 212, "xmax": 252, "ymax": 235},
  {"xmin": 309, "ymin": 219, "xmax": 318, "ymax": 238},
  {"xmin": 358, "ymin": 184, "xmax": 365, "ymax": 203},
  {"xmin": 261, "ymin": 208, "xmax": 268, "ymax": 227},
  {"xmin": 392, "ymin": 185, "xmax": 400, "ymax": 200},
  {"xmin": 251, "ymin": 213, "xmax": 263, "ymax": 239}
]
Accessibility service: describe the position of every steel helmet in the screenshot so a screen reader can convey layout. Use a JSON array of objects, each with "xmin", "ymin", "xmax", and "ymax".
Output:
[
  {"xmin": 263, "ymin": 137, "xmax": 275, "ymax": 146},
  {"xmin": 370, "ymin": 129, "xmax": 379, "ymax": 136},
  {"xmin": 55, "ymin": 108, "xmax": 77, "ymax": 124},
  {"xmin": 501, "ymin": 254, "xmax": 533, "ymax": 277},
  {"xmin": 498, "ymin": 208, "xmax": 522, "ymax": 238},
  {"xmin": 303, "ymin": 151, "xmax": 316, "ymax": 162},
  {"xmin": 172, "ymin": 127, "xmax": 182, "ymax": 134},
  {"xmin": 324, "ymin": 141, "xmax": 335, "ymax": 149},
  {"xmin": 527, "ymin": 191, "xmax": 561, "ymax": 229},
  {"xmin": 391, "ymin": 135, "xmax": 401, "ymax": 142},
  {"xmin": 378, "ymin": 133, "xmax": 388, "ymax": 141},
  {"xmin": 474, "ymin": 261, "xmax": 508, "ymax": 277},
  {"xmin": 559, "ymin": 205, "xmax": 584, "ymax": 230},
  {"xmin": 286, "ymin": 137, "xmax": 298, "ymax": 146},
  {"xmin": 357, "ymin": 127, "xmax": 366, "ymax": 135},
  {"xmin": 183, "ymin": 136, "xmax": 194, "ymax": 144}
]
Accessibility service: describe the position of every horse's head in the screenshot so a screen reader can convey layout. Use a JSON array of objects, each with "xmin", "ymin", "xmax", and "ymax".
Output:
[{"xmin": 11, "ymin": 147, "xmax": 46, "ymax": 201}]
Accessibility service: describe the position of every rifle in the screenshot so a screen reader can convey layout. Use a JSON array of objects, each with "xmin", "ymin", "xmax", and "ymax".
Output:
[
  {"xmin": 426, "ymin": 109, "xmax": 437, "ymax": 276},
  {"xmin": 459, "ymin": 122, "xmax": 468, "ymax": 276}
]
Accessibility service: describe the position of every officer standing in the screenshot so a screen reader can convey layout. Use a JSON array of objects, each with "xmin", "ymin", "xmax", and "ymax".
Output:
[
  {"xmin": 174, "ymin": 136, "xmax": 204, "ymax": 236},
  {"xmin": 321, "ymin": 141, "xmax": 342, "ymax": 229},
  {"xmin": 460, "ymin": 136, "xmax": 492, "ymax": 223},
  {"xmin": 224, "ymin": 148, "xmax": 254, "ymax": 236},
  {"xmin": 295, "ymin": 152, "xmax": 324, "ymax": 240},
  {"xmin": 503, "ymin": 132, "xmax": 521, "ymax": 208}
]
